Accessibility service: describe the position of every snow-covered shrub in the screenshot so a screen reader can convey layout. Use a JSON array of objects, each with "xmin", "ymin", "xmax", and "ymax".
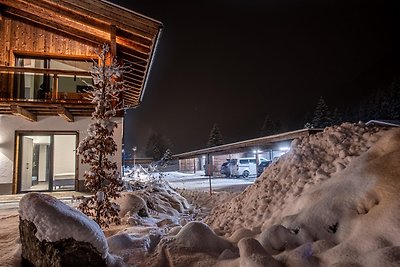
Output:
[{"xmin": 77, "ymin": 44, "xmax": 125, "ymax": 228}]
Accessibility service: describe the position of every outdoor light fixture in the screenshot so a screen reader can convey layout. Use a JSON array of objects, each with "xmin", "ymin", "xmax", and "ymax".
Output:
[{"xmin": 279, "ymin": 146, "xmax": 290, "ymax": 151}]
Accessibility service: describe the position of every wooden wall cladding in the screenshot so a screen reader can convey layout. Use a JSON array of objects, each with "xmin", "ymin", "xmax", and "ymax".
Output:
[{"xmin": 0, "ymin": 14, "xmax": 98, "ymax": 67}]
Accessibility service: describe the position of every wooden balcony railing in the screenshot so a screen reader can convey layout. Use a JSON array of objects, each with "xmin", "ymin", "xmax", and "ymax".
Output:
[{"xmin": 0, "ymin": 66, "xmax": 92, "ymax": 101}]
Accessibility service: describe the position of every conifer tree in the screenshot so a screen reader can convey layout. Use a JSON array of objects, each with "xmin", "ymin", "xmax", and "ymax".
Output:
[
  {"xmin": 385, "ymin": 77, "xmax": 400, "ymax": 120},
  {"xmin": 260, "ymin": 115, "xmax": 274, "ymax": 136},
  {"xmin": 260, "ymin": 115, "xmax": 282, "ymax": 136},
  {"xmin": 331, "ymin": 107, "xmax": 343, "ymax": 125},
  {"xmin": 207, "ymin": 123, "xmax": 224, "ymax": 147},
  {"xmin": 145, "ymin": 132, "xmax": 173, "ymax": 160},
  {"xmin": 312, "ymin": 96, "xmax": 332, "ymax": 128},
  {"xmin": 77, "ymin": 44, "xmax": 124, "ymax": 228}
]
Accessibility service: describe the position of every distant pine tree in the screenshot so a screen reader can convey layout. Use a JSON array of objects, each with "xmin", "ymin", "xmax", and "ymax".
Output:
[
  {"xmin": 312, "ymin": 96, "xmax": 332, "ymax": 128},
  {"xmin": 385, "ymin": 77, "xmax": 400, "ymax": 120},
  {"xmin": 331, "ymin": 107, "xmax": 343, "ymax": 125},
  {"xmin": 207, "ymin": 123, "xmax": 224, "ymax": 147},
  {"xmin": 274, "ymin": 120, "xmax": 282, "ymax": 133},
  {"xmin": 302, "ymin": 111, "xmax": 312, "ymax": 128},
  {"xmin": 260, "ymin": 115, "xmax": 282, "ymax": 136},
  {"xmin": 260, "ymin": 115, "xmax": 274, "ymax": 136},
  {"xmin": 145, "ymin": 132, "xmax": 173, "ymax": 160}
]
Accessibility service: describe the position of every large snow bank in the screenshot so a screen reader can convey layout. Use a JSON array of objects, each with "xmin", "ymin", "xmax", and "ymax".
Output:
[
  {"xmin": 145, "ymin": 123, "xmax": 400, "ymax": 266},
  {"xmin": 19, "ymin": 193, "xmax": 109, "ymax": 258},
  {"xmin": 206, "ymin": 123, "xmax": 384, "ymax": 235}
]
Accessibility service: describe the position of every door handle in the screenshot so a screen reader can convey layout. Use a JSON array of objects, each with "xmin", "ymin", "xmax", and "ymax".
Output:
[{"xmin": 26, "ymin": 162, "xmax": 29, "ymax": 169}]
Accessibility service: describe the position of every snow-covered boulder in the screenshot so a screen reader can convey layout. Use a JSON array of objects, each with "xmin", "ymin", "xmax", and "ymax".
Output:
[{"xmin": 19, "ymin": 193, "xmax": 122, "ymax": 267}]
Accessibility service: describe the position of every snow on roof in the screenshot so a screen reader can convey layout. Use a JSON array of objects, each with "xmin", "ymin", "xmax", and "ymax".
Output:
[
  {"xmin": 19, "ymin": 193, "xmax": 108, "ymax": 258},
  {"xmin": 366, "ymin": 119, "xmax": 400, "ymax": 127}
]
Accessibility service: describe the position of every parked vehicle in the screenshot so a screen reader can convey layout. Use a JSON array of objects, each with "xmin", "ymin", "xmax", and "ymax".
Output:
[
  {"xmin": 220, "ymin": 159, "xmax": 238, "ymax": 177},
  {"xmin": 257, "ymin": 160, "xmax": 272, "ymax": 177},
  {"xmin": 233, "ymin": 157, "xmax": 269, "ymax": 178},
  {"xmin": 220, "ymin": 161, "xmax": 230, "ymax": 177}
]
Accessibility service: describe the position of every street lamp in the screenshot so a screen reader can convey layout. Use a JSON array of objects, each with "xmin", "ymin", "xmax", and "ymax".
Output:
[{"xmin": 132, "ymin": 146, "xmax": 137, "ymax": 167}]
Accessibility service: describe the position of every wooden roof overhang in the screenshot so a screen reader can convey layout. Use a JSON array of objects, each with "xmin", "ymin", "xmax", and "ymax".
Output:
[
  {"xmin": 173, "ymin": 128, "xmax": 324, "ymax": 160},
  {"xmin": 0, "ymin": 0, "xmax": 163, "ymax": 109},
  {"xmin": 0, "ymin": 100, "xmax": 94, "ymax": 122}
]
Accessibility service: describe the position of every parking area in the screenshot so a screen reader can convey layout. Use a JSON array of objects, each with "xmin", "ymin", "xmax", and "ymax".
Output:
[{"xmin": 161, "ymin": 171, "xmax": 255, "ymax": 192}]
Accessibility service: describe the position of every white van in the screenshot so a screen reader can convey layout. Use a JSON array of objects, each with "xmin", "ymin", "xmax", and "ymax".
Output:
[{"xmin": 232, "ymin": 157, "xmax": 268, "ymax": 178}]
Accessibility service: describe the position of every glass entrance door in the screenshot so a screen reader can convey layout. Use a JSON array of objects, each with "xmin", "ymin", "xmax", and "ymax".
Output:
[
  {"xmin": 20, "ymin": 136, "xmax": 50, "ymax": 191},
  {"xmin": 18, "ymin": 133, "xmax": 77, "ymax": 192},
  {"xmin": 53, "ymin": 135, "xmax": 76, "ymax": 191}
]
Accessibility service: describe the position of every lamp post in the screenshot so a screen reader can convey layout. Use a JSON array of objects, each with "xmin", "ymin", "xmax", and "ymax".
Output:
[{"xmin": 132, "ymin": 146, "xmax": 137, "ymax": 168}]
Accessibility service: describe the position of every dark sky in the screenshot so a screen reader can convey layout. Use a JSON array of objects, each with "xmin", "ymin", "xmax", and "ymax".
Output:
[{"xmin": 110, "ymin": 0, "xmax": 400, "ymax": 155}]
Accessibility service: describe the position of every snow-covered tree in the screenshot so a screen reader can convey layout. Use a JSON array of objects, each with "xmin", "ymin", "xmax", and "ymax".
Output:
[
  {"xmin": 77, "ymin": 44, "xmax": 124, "ymax": 228},
  {"xmin": 145, "ymin": 132, "xmax": 173, "ymax": 160},
  {"xmin": 207, "ymin": 123, "xmax": 224, "ymax": 147},
  {"xmin": 312, "ymin": 96, "xmax": 332, "ymax": 128}
]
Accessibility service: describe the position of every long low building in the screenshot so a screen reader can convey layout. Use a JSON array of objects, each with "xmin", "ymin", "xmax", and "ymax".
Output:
[{"xmin": 174, "ymin": 128, "xmax": 322, "ymax": 175}]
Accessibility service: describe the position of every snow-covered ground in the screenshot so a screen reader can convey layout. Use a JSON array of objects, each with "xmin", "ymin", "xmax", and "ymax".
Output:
[
  {"xmin": 158, "ymin": 171, "xmax": 255, "ymax": 192},
  {"xmin": 2, "ymin": 123, "xmax": 400, "ymax": 267}
]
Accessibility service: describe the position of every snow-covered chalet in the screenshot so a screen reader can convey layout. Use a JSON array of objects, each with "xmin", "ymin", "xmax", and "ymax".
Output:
[{"xmin": 0, "ymin": 0, "xmax": 162, "ymax": 194}]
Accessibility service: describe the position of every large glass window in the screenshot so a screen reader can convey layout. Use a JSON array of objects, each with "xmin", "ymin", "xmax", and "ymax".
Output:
[
  {"xmin": 14, "ymin": 57, "xmax": 92, "ymax": 100},
  {"xmin": 18, "ymin": 133, "xmax": 77, "ymax": 192}
]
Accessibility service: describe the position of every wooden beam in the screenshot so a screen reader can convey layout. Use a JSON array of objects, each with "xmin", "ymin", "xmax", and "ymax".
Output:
[
  {"xmin": 57, "ymin": 106, "xmax": 74, "ymax": 122},
  {"xmin": 110, "ymin": 25, "xmax": 117, "ymax": 58},
  {"xmin": 60, "ymin": 0, "xmax": 161, "ymax": 34},
  {"xmin": 13, "ymin": 51, "xmax": 95, "ymax": 61},
  {"xmin": 2, "ymin": 4, "xmax": 150, "ymax": 59},
  {"xmin": 24, "ymin": 0, "xmax": 156, "ymax": 45},
  {"xmin": 10, "ymin": 105, "xmax": 37, "ymax": 121},
  {"xmin": 0, "ymin": 66, "xmax": 90, "ymax": 76},
  {"xmin": 35, "ymin": 0, "xmax": 158, "ymax": 40}
]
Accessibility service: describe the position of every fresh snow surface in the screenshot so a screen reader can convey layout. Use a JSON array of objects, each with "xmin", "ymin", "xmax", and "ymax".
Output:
[
  {"xmin": 6, "ymin": 122, "xmax": 400, "ymax": 267},
  {"xmin": 19, "ymin": 193, "xmax": 109, "ymax": 258},
  {"xmin": 206, "ymin": 123, "xmax": 385, "ymax": 235}
]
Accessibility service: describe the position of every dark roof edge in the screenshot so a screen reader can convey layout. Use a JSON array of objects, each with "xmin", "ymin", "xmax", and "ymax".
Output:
[
  {"xmin": 100, "ymin": 0, "xmax": 163, "ymax": 25},
  {"xmin": 173, "ymin": 128, "xmax": 323, "ymax": 159},
  {"xmin": 139, "ymin": 26, "xmax": 163, "ymax": 104}
]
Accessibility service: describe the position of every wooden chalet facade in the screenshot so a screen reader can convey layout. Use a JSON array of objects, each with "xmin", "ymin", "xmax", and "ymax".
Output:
[{"xmin": 0, "ymin": 0, "xmax": 162, "ymax": 194}]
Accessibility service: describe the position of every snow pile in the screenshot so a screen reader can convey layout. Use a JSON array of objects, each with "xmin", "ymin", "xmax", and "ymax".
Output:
[
  {"xmin": 104, "ymin": 178, "xmax": 197, "ymax": 265},
  {"xmin": 19, "ymin": 192, "xmax": 109, "ymax": 258},
  {"xmin": 206, "ymin": 123, "xmax": 384, "ymax": 235},
  {"xmin": 118, "ymin": 178, "xmax": 190, "ymax": 220},
  {"xmin": 144, "ymin": 123, "xmax": 400, "ymax": 267}
]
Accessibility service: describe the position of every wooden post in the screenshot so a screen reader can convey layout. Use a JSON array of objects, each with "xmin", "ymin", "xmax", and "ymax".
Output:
[
  {"xmin": 110, "ymin": 25, "xmax": 117, "ymax": 58},
  {"xmin": 52, "ymin": 74, "xmax": 58, "ymax": 99},
  {"xmin": 207, "ymin": 154, "xmax": 212, "ymax": 196}
]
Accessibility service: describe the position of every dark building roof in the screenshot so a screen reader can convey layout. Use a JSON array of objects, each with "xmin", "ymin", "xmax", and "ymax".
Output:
[{"xmin": 174, "ymin": 128, "xmax": 323, "ymax": 159}]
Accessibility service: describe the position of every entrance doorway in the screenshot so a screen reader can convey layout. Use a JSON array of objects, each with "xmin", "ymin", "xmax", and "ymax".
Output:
[{"xmin": 18, "ymin": 132, "xmax": 77, "ymax": 192}]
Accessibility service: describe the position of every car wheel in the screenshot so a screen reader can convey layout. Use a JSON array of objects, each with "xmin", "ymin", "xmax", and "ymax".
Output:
[{"xmin": 242, "ymin": 170, "xmax": 250, "ymax": 178}]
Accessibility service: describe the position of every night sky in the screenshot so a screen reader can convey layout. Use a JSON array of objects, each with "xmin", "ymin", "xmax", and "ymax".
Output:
[{"xmin": 110, "ymin": 0, "xmax": 400, "ymax": 155}]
